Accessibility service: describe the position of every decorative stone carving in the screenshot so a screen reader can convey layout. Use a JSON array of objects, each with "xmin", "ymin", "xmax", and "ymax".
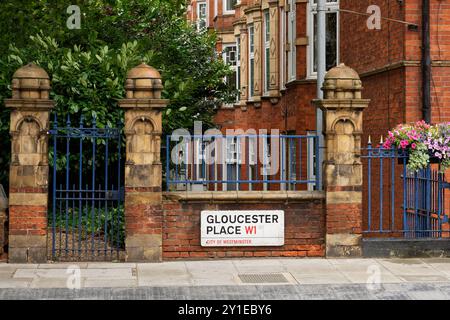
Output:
[
  {"xmin": 315, "ymin": 63, "xmax": 370, "ymax": 258},
  {"xmin": 119, "ymin": 63, "xmax": 169, "ymax": 262},
  {"xmin": 4, "ymin": 63, "xmax": 54, "ymax": 263}
]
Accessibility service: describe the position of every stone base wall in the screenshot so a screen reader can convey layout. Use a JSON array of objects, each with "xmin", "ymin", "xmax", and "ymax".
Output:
[
  {"xmin": 161, "ymin": 192, "xmax": 326, "ymax": 260},
  {"xmin": 124, "ymin": 188, "xmax": 163, "ymax": 262}
]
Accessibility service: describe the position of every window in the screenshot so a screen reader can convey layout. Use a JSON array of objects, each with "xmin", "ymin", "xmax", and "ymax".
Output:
[
  {"xmin": 308, "ymin": 0, "xmax": 339, "ymax": 76},
  {"xmin": 248, "ymin": 25, "xmax": 255, "ymax": 98},
  {"xmin": 225, "ymin": 0, "xmax": 238, "ymax": 13},
  {"xmin": 222, "ymin": 44, "xmax": 238, "ymax": 100},
  {"xmin": 264, "ymin": 10, "xmax": 271, "ymax": 94},
  {"xmin": 236, "ymin": 36, "xmax": 241, "ymax": 100},
  {"xmin": 197, "ymin": 1, "xmax": 208, "ymax": 31},
  {"xmin": 280, "ymin": 6, "xmax": 286, "ymax": 89},
  {"xmin": 287, "ymin": 0, "xmax": 296, "ymax": 81}
]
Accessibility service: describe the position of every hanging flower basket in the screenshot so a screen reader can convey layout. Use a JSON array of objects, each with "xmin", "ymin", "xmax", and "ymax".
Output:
[{"xmin": 383, "ymin": 121, "xmax": 450, "ymax": 172}]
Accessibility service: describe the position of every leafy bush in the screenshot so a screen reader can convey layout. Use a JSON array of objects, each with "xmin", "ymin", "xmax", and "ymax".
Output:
[{"xmin": 0, "ymin": 0, "xmax": 235, "ymax": 188}]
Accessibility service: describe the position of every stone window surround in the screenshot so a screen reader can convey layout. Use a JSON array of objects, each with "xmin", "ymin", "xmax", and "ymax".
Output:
[{"xmin": 306, "ymin": 0, "xmax": 340, "ymax": 79}]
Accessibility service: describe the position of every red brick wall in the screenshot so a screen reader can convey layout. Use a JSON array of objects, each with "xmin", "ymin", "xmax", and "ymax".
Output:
[
  {"xmin": 8, "ymin": 188, "xmax": 47, "ymax": 237},
  {"xmin": 161, "ymin": 198, "xmax": 325, "ymax": 259},
  {"xmin": 124, "ymin": 188, "xmax": 163, "ymax": 237}
]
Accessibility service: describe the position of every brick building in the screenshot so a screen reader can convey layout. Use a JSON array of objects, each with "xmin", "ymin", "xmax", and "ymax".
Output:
[{"xmin": 187, "ymin": 0, "xmax": 450, "ymax": 147}]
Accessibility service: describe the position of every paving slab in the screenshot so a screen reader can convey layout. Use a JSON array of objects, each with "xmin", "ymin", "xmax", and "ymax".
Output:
[
  {"xmin": 378, "ymin": 259, "xmax": 446, "ymax": 276},
  {"xmin": 87, "ymin": 263, "xmax": 136, "ymax": 269},
  {"xmin": 0, "ymin": 279, "xmax": 32, "ymax": 288},
  {"xmin": 232, "ymin": 259, "xmax": 287, "ymax": 273},
  {"xmin": 399, "ymin": 275, "xmax": 450, "ymax": 282},
  {"xmin": 30, "ymin": 278, "xmax": 79, "ymax": 289},
  {"xmin": 281, "ymin": 259, "xmax": 338, "ymax": 274},
  {"xmin": 38, "ymin": 263, "xmax": 89, "ymax": 269},
  {"xmin": 340, "ymin": 271, "xmax": 404, "ymax": 284},
  {"xmin": 80, "ymin": 268, "xmax": 135, "ymax": 279},
  {"xmin": 185, "ymin": 260, "xmax": 236, "ymax": 274},
  {"xmin": 291, "ymin": 272, "xmax": 350, "ymax": 284},
  {"xmin": 84, "ymin": 279, "xmax": 137, "ymax": 288}
]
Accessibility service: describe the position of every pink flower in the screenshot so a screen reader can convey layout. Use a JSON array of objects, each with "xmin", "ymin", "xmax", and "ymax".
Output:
[
  {"xmin": 400, "ymin": 140, "xmax": 409, "ymax": 149},
  {"xmin": 411, "ymin": 143, "xmax": 417, "ymax": 149}
]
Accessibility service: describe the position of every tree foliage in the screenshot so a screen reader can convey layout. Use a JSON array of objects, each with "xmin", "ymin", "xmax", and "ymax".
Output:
[{"xmin": 0, "ymin": 0, "xmax": 235, "ymax": 185}]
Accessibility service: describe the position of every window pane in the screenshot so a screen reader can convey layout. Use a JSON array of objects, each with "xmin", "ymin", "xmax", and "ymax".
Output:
[
  {"xmin": 226, "ymin": 0, "xmax": 237, "ymax": 11},
  {"xmin": 313, "ymin": 12, "xmax": 338, "ymax": 72},
  {"xmin": 326, "ymin": 12, "xmax": 337, "ymax": 70},
  {"xmin": 224, "ymin": 46, "xmax": 237, "ymax": 66},
  {"xmin": 250, "ymin": 60, "xmax": 254, "ymax": 97}
]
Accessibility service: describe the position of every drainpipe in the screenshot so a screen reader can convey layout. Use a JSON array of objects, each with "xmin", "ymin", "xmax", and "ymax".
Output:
[
  {"xmin": 422, "ymin": 0, "xmax": 431, "ymax": 123},
  {"xmin": 316, "ymin": 0, "xmax": 326, "ymax": 190}
]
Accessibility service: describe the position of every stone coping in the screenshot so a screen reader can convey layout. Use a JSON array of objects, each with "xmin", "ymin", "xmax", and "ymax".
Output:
[{"xmin": 163, "ymin": 191, "xmax": 325, "ymax": 203}]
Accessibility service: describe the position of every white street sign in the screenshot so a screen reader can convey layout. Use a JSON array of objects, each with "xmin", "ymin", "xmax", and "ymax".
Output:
[{"xmin": 201, "ymin": 210, "xmax": 284, "ymax": 247}]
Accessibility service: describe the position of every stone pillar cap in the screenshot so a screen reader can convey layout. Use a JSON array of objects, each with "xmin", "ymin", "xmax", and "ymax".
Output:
[
  {"xmin": 13, "ymin": 63, "xmax": 49, "ymax": 80},
  {"xmin": 126, "ymin": 63, "xmax": 161, "ymax": 79},
  {"xmin": 322, "ymin": 63, "xmax": 363, "ymax": 99},
  {"xmin": 325, "ymin": 63, "xmax": 360, "ymax": 81}
]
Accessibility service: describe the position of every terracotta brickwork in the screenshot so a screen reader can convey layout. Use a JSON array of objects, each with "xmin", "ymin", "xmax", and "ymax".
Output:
[
  {"xmin": 162, "ymin": 192, "xmax": 325, "ymax": 259},
  {"xmin": 186, "ymin": 0, "xmax": 450, "ymax": 144}
]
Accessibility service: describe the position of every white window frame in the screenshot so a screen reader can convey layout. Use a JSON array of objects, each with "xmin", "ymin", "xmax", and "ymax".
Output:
[
  {"xmin": 280, "ymin": 6, "xmax": 286, "ymax": 90},
  {"xmin": 248, "ymin": 24, "xmax": 255, "ymax": 99},
  {"xmin": 224, "ymin": 0, "xmax": 238, "ymax": 14},
  {"xmin": 222, "ymin": 43, "xmax": 239, "ymax": 105},
  {"xmin": 263, "ymin": 10, "xmax": 271, "ymax": 95},
  {"xmin": 197, "ymin": 1, "xmax": 208, "ymax": 31},
  {"xmin": 287, "ymin": 0, "xmax": 296, "ymax": 82},
  {"xmin": 307, "ymin": 0, "xmax": 340, "ymax": 78},
  {"xmin": 236, "ymin": 36, "xmax": 241, "ymax": 101}
]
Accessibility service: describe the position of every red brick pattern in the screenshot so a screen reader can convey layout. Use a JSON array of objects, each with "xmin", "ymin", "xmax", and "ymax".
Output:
[
  {"xmin": 161, "ymin": 200, "xmax": 325, "ymax": 259},
  {"xmin": 8, "ymin": 204, "xmax": 47, "ymax": 236},
  {"xmin": 326, "ymin": 203, "xmax": 362, "ymax": 235},
  {"xmin": 125, "ymin": 203, "xmax": 163, "ymax": 236}
]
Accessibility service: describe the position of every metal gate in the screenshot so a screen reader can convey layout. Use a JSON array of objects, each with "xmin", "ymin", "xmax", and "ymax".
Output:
[
  {"xmin": 49, "ymin": 115, "xmax": 125, "ymax": 261},
  {"xmin": 362, "ymin": 142, "xmax": 449, "ymax": 238}
]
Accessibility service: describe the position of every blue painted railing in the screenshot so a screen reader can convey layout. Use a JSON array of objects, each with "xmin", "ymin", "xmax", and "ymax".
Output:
[
  {"xmin": 362, "ymin": 142, "xmax": 448, "ymax": 238},
  {"xmin": 165, "ymin": 134, "xmax": 320, "ymax": 191},
  {"xmin": 49, "ymin": 114, "xmax": 124, "ymax": 261}
]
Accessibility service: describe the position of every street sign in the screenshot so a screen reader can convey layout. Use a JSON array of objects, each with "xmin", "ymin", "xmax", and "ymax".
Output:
[{"xmin": 201, "ymin": 210, "xmax": 284, "ymax": 247}]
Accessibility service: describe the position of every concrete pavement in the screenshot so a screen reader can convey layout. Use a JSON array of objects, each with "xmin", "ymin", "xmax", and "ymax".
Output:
[{"xmin": 1, "ymin": 258, "xmax": 450, "ymax": 299}]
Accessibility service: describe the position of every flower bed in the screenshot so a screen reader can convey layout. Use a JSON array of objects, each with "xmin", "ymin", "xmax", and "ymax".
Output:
[{"xmin": 383, "ymin": 120, "xmax": 450, "ymax": 171}]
